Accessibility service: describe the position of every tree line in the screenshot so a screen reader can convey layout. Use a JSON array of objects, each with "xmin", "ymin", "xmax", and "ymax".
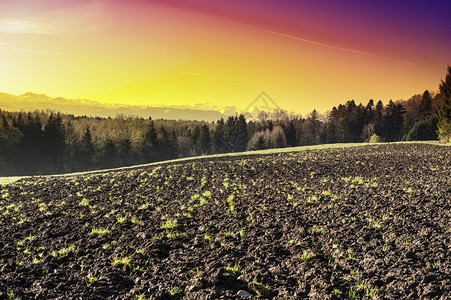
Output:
[{"xmin": 1, "ymin": 67, "xmax": 450, "ymax": 176}]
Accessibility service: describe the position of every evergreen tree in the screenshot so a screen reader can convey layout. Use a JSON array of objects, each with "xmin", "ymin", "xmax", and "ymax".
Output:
[
  {"xmin": 374, "ymin": 100, "xmax": 384, "ymax": 137},
  {"xmin": 225, "ymin": 116, "xmax": 238, "ymax": 151},
  {"xmin": 142, "ymin": 121, "xmax": 158, "ymax": 162},
  {"xmin": 102, "ymin": 138, "xmax": 117, "ymax": 167},
  {"xmin": 20, "ymin": 113, "xmax": 43, "ymax": 174},
  {"xmin": 248, "ymin": 132, "xmax": 267, "ymax": 150},
  {"xmin": 192, "ymin": 125, "xmax": 201, "ymax": 150},
  {"xmin": 418, "ymin": 90, "xmax": 433, "ymax": 120},
  {"xmin": 365, "ymin": 99, "xmax": 375, "ymax": 123},
  {"xmin": 305, "ymin": 110, "xmax": 321, "ymax": 144},
  {"xmin": 406, "ymin": 116, "xmax": 438, "ymax": 141},
  {"xmin": 158, "ymin": 126, "xmax": 178, "ymax": 159},
  {"xmin": 191, "ymin": 125, "xmax": 202, "ymax": 155},
  {"xmin": 144, "ymin": 121, "xmax": 157, "ymax": 145},
  {"xmin": 199, "ymin": 124, "xmax": 211, "ymax": 154},
  {"xmin": 79, "ymin": 126, "xmax": 94, "ymax": 169},
  {"xmin": 285, "ymin": 120, "xmax": 297, "ymax": 147},
  {"xmin": 167, "ymin": 130, "xmax": 178, "ymax": 159},
  {"xmin": 235, "ymin": 115, "xmax": 248, "ymax": 152},
  {"xmin": 383, "ymin": 101, "xmax": 405, "ymax": 142},
  {"xmin": 224, "ymin": 115, "xmax": 248, "ymax": 152},
  {"xmin": 213, "ymin": 118, "xmax": 226, "ymax": 153},
  {"xmin": 437, "ymin": 66, "xmax": 451, "ymax": 142},
  {"xmin": 43, "ymin": 113, "xmax": 66, "ymax": 172},
  {"xmin": 0, "ymin": 113, "xmax": 16, "ymax": 175},
  {"xmin": 325, "ymin": 107, "xmax": 338, "ymax": 143}
]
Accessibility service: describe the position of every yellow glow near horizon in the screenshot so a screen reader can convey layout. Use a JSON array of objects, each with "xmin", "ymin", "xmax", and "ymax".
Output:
[{"xmin": 0, "ymin": 1, "xmax": 448, "ymax": 115}]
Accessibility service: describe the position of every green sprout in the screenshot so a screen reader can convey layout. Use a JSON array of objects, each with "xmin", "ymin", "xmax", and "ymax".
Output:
[
  {"xmin": 58, "ymin": 244, "xmax": 76, "ymax": 256},
  {"xmin": 299, "ymin": 249, "xmax": 316, "ymax": 262},
  {"xmin": 224, "ymin": 260, "xmax": 241, "ymax": 276},
  {"xmin": 161, "ymin": 219, "xmax": 178, "ymax": 230},
  {"xmin": 117, "ymin": 215, "xmax": 127, "ymax": 224},
  {"xmin": 112, "ymin": 256, "xmax": 133, "ymax": 267},
  {"xmin": 90, "ymin": 227, "xmax": 111, "ymax": 236},
  {"xmin": 203, "ymin": 234, "xmax": 214, "ymax": 243},
  {"xmin": 85, "ymin": 273, "xmax": 98, "ymax": 286}
]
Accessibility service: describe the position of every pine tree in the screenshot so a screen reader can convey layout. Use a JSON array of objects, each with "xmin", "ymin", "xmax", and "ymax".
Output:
[
  {"xmin": 192, "ymin": 125, "xmax": 201, "ymax": 154},
  {"xmin": 43, "ymin": 113, "xmax": 66, "ymax": 172},
  {"xmin": 19, "ymin": 113, "xmax": 44, "ymax": 174},
  {"xmin": 383, "ymin": 101, "xmax": 405, "ymax": 142},
  {"xmin": 325, "ymin": 107, "xmax": 339, "ymax": 143},
  {"xmin": 167, "ymin": 130, "xmax": 178, "ymax": 159},
  {"xmin": 199, "ymin": 124, "xmax": 211, "ymax": 154},
  {"xmin": 235, "ymin": 115, "xmax": 248, "ymax": 152},
  {"xmin": 248, "ymin": 133, "xmax": 267, "ymax": 150},
  {"xmin": 102, "ymin": 138, "xmax": 117, "ymax": 167},
  {"xmin": 79, "ymin": 126, "xmax": 94, "ymax": 169},
  {"xmin": 225, "ymin": 116, "xmax": 238, "ymax": 151},
  {"xmin": 437, "ymin": 66, "xmax": 451, "ymax": 142},
  {"xmin": 285, "ymin": 120, "xmax": 297, "ymax": 146},
  {"xmin": 213, "ymin": 118, "xmax": 226, "ymax": 153},
  {"xmin": 374, "ymin": 100, "xmax": 384, "ymax": 137},
  {"xmin": 418, "ymin": 90, "xmax": 433, "ymax": 120},
  {"xmin": 142, "ymin": 121, "xmax": 158, "ymax": 162},
  {"xmin": 223, "ymin": 116, "xmax": 248, "ymax": 152},
  {"xmin": 144, "ymin": 121, "xmax": 157, "ymax": 145}
]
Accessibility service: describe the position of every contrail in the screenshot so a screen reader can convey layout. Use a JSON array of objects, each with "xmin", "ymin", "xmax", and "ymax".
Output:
[
  {"xmin": 226, "ymin": 19, "xmax": 379, "ymax": 58},
  {"xmin": 226, "ymin": 19, "xmax": 449, "ymax": 68}
]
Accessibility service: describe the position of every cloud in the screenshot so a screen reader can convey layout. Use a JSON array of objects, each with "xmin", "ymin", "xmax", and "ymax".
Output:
[
  {"xmin": 0, "ymin": 18, "xmax": 53, "ymax": 35},
  {"xmin": 0, "ymin": 2, "xmax": 111, "ymax": 36},
  {"xmin": 180, "ymin": 72, "xmax": 209, "ymax": 78},
  {"xmin": 43, "ymin": 1, "xmax": 112, "ymax": 34},
  {"xmin": 0, "ymin": 41, "xmax": 62, "ymax": 56},
  {"xmin": 0, "ymin": 2, "xmax": 109, "ymax": 56}
]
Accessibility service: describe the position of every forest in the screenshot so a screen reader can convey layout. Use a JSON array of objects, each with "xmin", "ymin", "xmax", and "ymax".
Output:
[{"xmin": 1, "ymin": 66, "xmax": 450, "ymax": 176}]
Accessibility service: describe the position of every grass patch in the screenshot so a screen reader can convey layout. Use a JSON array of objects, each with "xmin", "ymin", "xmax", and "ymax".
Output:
[
  {"xmin": 161, "ymin": 219, "xmax": 178, "ymax": 230},
  {"xmin": 90, "ymin": 227, "xmax": 111, "ymax": 236},
  {"xmin": 112, "ymin": 256, "xmax": 133, "ymax": 266}
]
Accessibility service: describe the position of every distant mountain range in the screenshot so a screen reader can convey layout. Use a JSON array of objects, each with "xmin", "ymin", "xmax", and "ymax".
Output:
[{"xmin": 0, "ymin": 92, "xmax": 240, "ymax": 122}]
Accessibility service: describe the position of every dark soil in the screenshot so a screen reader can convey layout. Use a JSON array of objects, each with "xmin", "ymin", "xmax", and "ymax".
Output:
[{"xmin": 0, "ymin": 143, "xmax": 450, "ymax": 299}]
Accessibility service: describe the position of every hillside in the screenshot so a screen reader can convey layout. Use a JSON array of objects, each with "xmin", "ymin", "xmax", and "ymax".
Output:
[{"xmin": 0, "ymin": 143, "xmax": 449, "ymax": 299}]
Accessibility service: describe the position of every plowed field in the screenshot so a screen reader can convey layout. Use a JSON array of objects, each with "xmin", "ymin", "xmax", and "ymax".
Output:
[{"xmin": 0, "ymin": 144, "xmax": 450, "ymax": 299}]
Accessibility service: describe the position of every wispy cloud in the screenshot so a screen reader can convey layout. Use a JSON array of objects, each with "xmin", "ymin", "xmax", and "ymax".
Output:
[
  {"xmin": 43, "ymin": 1, "xmax": 112, "ymax": 34},
  {"xmin": 0, "ymin": 41, "xmax": 62, "ymax": 56},
  {"xmin": 0, "ymin": 2, "xmax": 109, "ymax": 56},
  {"xmin": 0, "ymin": 18, "xmax": 53, "ymax": 35},
  {"xmin": 180, "ymin": 72, "xmax": 209, "ymax": 78},
  {"xmin": 0, "ymin": 1, "xmax": 110, "ymax": 36}
]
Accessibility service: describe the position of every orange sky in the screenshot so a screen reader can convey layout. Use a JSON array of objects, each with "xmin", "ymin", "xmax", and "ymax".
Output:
[{"xmin": 0, "ymin": 0, "xmax": 449, "ymax": 114}]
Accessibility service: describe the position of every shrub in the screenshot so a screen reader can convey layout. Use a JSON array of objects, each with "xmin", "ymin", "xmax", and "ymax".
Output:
[
  {"xmin": 369, "ymin": 134, "xmax": 381, "ymax": 143},
  {"xmin": 406, "ymin": 116, "xmax": 438, "ymax": 141}
]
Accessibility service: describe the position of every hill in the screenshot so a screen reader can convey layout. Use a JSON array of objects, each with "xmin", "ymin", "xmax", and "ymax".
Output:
[{"xmin": 0, "ymin": 143, "xmax": 449, "ymax": 299}]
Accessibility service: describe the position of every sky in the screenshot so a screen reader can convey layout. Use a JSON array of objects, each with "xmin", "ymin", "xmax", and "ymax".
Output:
[{"xmin": 0, "ymin": 0, "xmax": 450, "ymax": 114}]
